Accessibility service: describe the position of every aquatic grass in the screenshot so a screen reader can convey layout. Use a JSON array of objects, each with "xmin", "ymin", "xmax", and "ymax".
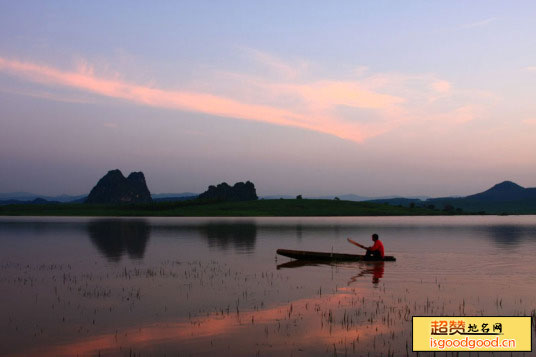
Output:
[{"xmin": 2, "ymin": 245, "xmax": 535, "ymax": 355}]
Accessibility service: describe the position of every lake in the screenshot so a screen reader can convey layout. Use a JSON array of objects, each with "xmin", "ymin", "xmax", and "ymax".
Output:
[{"xmin": 1, "ymin": 216, "xmax": 535, "ymax": 356}]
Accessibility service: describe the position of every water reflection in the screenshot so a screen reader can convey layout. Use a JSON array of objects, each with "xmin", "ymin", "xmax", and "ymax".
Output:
[
  {"xmin": 2, "ymin": 216, "xmax": 536, "ymax": 356},
  {"xmin": 296, "ymin": 224, "xmax": 303, "ymax": 240},
  {"xmin": 87, "ymin": 219, "xmax": 151, "ymax": 261},
  {"xmin": 485, "ymin": 225, "xmax": 526, "ymax": 248},
  {"xmin": 277, "ymin": 260, "xmax": 386, "ymax": 285},
  {"xmin": 86, "ymin": 221, "xmax": 258, "ymax": 260},
  {"xmin": 22, "ymin": 288, "xmax": 398, "ymax": 357},
  {"xmin": 198, "ymin": 222, "xmax": 257, "ymax": 253},
  {"xmin": 276, "ymin": 260, "xmax": 327, "ymax": 269},
  {"xmin": 347, "ymin": 261, "xmax": 385, "ymax": 285}
]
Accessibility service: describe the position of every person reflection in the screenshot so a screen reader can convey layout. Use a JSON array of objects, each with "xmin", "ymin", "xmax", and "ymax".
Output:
[
  {"xmin": 87, "ymin": 219, "xmax": 151, "ymax": 261},
  {"xmin": 347, "ymin": 261, "xmax": 385, "ymax": 286}
]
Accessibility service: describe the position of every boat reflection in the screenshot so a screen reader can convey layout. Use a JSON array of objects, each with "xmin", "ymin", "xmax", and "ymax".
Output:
[
  {"xmin": 276, "ymin": 260, "xmax": 330, "ymax": 269},
  {"xmin": 277, "ymin": 260, "xmax": 385, "ymax": 285}
]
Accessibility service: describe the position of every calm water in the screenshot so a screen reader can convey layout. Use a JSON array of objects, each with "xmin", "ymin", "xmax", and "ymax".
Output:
[{"xmin": 1, "ymin": 216, "xmax": 535, "ymax": 356}]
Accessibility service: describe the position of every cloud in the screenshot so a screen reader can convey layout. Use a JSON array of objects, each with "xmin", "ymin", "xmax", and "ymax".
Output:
[
  {"xmin": 0, "ymin": 57, "xmax": 328, "ymax": 136},
  {"xmin": 431, "ymin": 80, "xmax": 451, "ymax": 94},
  {"xmin": 354, "ymin": 66, "xmax": 369, "ymax": 77},
  {"xmin": 460, "ymin": 17, "xmax": 496, "ymax": 29},
  {"xmin": 524, "ymin": 66, "xmax": 536, "ymax": 72},
  {"xmin": 0, "ymin": 55, "xmax": 491, "ymax": 143},
  {"xmin": 0, "ymin": 56, "xmax": 406, "ymax": 142},
  {"xmin": 437, "ymin": 105, "xmax": 481, "ymax": 124},
  {"xmin": 0, "ymin": 86, "xmax": 95, "ymax": 104},
  {"xmin": 242, "ymin": 48, "xmax": 307, "ymax": 80}
]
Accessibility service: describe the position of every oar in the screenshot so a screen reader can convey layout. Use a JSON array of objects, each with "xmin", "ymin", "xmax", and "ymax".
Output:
[{"xmin": 347, "ymin": 238, "xmax": 368, "ymax": 250}]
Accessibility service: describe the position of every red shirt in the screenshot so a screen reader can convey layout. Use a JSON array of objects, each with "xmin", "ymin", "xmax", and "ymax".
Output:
[{"xmin": 370, "ymin": 240, "xmax": 384, "ymax": 258}]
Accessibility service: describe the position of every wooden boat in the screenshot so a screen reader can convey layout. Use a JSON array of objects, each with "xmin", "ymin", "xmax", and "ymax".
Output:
[{"xmin": 276, "ymin": 248, "xmax": 396, "ymax": 262}]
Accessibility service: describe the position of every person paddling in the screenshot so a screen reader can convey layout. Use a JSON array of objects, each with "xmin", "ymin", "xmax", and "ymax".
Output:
[{"xmin": 347, "ymin": 233, "xmax": 385, "ymax": 260}]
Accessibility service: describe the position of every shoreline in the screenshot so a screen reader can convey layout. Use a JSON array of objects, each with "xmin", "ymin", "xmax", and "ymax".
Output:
[{"xmin": 0, "ymin": 198, "xmax": 515, "ymax": 217}]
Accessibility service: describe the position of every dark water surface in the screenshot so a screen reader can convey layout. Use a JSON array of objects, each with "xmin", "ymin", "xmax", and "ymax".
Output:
[{"xmin": 1, "ymin": 216, "xmax": 535, "ymax": 356}]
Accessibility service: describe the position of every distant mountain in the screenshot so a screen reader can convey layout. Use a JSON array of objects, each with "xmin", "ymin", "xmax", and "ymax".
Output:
[
  {"xmin": 0, "ymin": 192, "xmax": 40, "ymax": 200},
  {"xmin": 0, "ymin": 197, "xmax": 61, "ymax": 205},
  {"xmin": 0, "ymin": 192, "xmax": 86, "ymax": 202},
  {"xmin": 261, "ymin": 194, "xmax": 429, "ymax": 201},
  {"xmin": 313, "ymin": 194, "xmax": 373, "ymax": 201},
  {"xmin": 465, "ymin": 181, "xmax": 536, "ymax": 201},
  {"xmin": 3, "ymin": 180, "xmax": 534, "ymax": 213},
  {"xmin": 319, "ymin": 194, "xmax": 429, "ymax": 201},
  {"xmin": 260, "ymin": 195, "xmax": 295, "ymax": 200},
  {"xmin": 367, "ymin": 197, "xmax": 424, "ymax": 206},
  {"xmin": 151, "ymin": 192, "xmax": 198, "ymax": 199},
  {"xmin": 86, "ymin": 170, "xmax": 152, "ymax": 204},
  {"xmin": 69, "ymin": 196, "xmax": 88, "ymax": 203},
  {"xmin": 1, "ymin": 191, "xmax": 431, "ymax": 204},
  {"xmin": 425, "ymin": 181, "xmax": 536, "ymax": 214},
  {"xmin": 151, "ymin": 192, "xmax": 198, "ymax": 202},
  {"xmin": 199, "ymin": 181, "xmax": 258, "ymax": 202},
  {"xmin": 153, "ymin": 196, "xmax": 198, "ymax": 202},
  {"xmin": 370, "ymin": 181, "xmax": 536, "ymax": 214}
]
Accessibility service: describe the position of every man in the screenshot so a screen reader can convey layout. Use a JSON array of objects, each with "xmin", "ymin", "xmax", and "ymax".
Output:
[{"xmin": 347, "ymin": 233, "xmax": 385, "ymax": 260}]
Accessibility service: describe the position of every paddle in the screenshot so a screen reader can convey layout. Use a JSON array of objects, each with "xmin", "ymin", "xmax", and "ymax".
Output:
[{"xmin": 347, "ymin": 238, "xmax": 368, "ymax": 250}]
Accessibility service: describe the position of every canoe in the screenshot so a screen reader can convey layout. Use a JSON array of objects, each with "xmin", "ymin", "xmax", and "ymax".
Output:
[{"xmin": 276, "ymin": 248, "xmax": 396, "ymax": 262}]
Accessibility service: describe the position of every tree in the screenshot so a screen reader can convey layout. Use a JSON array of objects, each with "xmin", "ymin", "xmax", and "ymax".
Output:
[
  {"xmin": 443, "ymin": 204, "xmax": 455, "ymax": 213},
  {"xmin": 296, "ymin": 195, "xmax": 303, "ymax": 200}
]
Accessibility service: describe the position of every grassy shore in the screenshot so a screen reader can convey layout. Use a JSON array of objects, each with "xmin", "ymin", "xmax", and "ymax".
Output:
[{"xmin": 0, "ymin": 198, "xmax": 449, "ymax": 217}]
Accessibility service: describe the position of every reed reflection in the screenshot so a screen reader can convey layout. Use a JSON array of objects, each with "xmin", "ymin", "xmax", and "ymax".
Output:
[{"xmin": 87, "ymin": 219, "xmax": 151, "ymax": 261}]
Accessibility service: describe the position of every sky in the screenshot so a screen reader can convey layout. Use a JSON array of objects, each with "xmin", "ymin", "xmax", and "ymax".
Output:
[{"xmin": 1, "ymin": 1, "xmax": 536, "ymax": 197}]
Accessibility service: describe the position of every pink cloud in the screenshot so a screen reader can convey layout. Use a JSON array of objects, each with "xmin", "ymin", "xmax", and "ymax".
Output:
[
  {"xmin": 0, "ymin": 55, "xmax": 490, "ymax": 143},
  {"xmin": 431, "ymin": 80, "xmax": 451, "ymax": 94},
  {"xmin": 429, "ymin": 105, "xmax": 481, "ymax": 125},
  {"xmin": 0, "ymin": 57, "xmax": 383, "ymax": 142},
  {"xmin": 282, "ymin": 81, "xmax": 404, "ymax": 110}
]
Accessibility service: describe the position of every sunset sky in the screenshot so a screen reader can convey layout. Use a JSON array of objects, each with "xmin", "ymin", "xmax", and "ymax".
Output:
[{"xmin": 1, "ymin": 1, "xmax": 535, "ymax": 197}]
